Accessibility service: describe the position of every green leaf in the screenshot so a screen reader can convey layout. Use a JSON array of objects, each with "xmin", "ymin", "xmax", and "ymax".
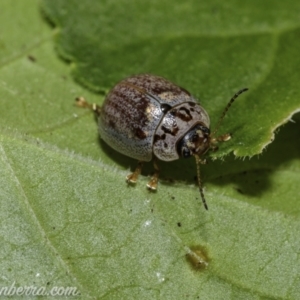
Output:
[
  {"xmin": 41, "ymin": 0, "xmax": 300, "ymax": 158},
  {"xmin": 0, "ymin": 0, "xmax": 299, "ymax": 299}
]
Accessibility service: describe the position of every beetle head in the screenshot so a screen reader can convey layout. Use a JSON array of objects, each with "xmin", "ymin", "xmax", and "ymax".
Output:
[
  {"xmin": 177, "ymin": 124, "xmax": 211, "ymax": 158},
  {"xmin": 176, "ymin": 88, "xmax": 249, "ymax": 211}
]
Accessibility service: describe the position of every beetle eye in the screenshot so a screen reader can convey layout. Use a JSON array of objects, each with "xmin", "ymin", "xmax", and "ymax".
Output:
[
  {"xmin": 199, "ymin": 126, "xmax": 210, "ymax": 135},
  {"xmin": 182, "ymin": 148, "xmax": 191, "ymax": 158}
]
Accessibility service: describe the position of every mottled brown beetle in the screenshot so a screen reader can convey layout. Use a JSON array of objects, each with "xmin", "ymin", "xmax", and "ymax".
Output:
[{"xmin": 76, "ymin": 74, "xmax": 248, "ymax": 210}]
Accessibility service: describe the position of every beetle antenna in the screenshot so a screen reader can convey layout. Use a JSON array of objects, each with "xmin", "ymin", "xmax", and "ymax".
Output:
[
  {"xmin": 212, "ymin": 88, "xmax": 248, "ymax": 137},
  {"xmin": 195, "ymin": 155, "xmax": 208, "ymax": 210}
]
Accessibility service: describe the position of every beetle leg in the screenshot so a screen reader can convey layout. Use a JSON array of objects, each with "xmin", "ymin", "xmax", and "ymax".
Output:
[
  {"xmin": 210, "ymin": 133, "xmax": 231, "ymax": 151},
  {"xmin": 75, "ymin": 97, "xmax": 101, "ymax": 116},
  {"xmin": 126, "ymin": 161, "xmax": 144, "ymax": 184},
  {"xmin": 217, "ymin": 133, "xmax": 231, "ymax": 142},
  {"xmin": 147, "ymin": 158, "xmax": 160, "ymax": 190}
]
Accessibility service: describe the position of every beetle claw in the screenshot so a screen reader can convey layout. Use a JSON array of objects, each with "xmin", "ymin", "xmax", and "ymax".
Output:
[
  {"xmin": 147, "ymin": 158, "xmax": 159, "ymax": 191},
  {"xmin": 126, "ymin": 174, "xmax": 138, "ymax": 184},
  {"xmin": 126, "ymin": 161, "xmax": 144, "ymax": 185},
  {"xmin": 146, "ymin": 180, "xmax": 158, "ymax": 191},
  {"xmin": 218, "ymin": 133, "xmax": 231, "ymax": 142}
]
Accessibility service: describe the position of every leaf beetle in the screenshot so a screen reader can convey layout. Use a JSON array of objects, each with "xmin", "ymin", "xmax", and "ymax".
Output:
[{"xmin": 76, "ymin": 74, "xmax": 248, "ymax": 210}]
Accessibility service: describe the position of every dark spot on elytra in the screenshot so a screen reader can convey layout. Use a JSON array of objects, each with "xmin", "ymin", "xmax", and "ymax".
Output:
[
  {"xmin": 153, "ymin": 134, "xmax": 160, "ymax": 144},
  {"xmin": 135, "ymin": 128, "xmax": 147, "ymax": 139},
  {"xmin": 176, "ymin": 107, "xmax": 193, "ymax": 121},
  {"xmin": 162, "ymin": 125, "xmax": 179, "ymax": 136},
  {"xmin": 105, "ymin": 85, "xmax": 150, "ymax": 131},
  {"xmin": 164, "ymin": 142, "xmax": 168, "ymax": 148},
  {"xmin": 109, "ymin": 120, "xmax": 116, "ymax": 129},
  {"xmin": 160, "ymin": 103, "xmax": 172, "ymax": 114},
  {"xmin": 152, "ymin": 86, "xmax": 166, "ymax": 95},
  {"xmin": 153, "ymin": 133, "xmax": 166, "ymax": 144}
]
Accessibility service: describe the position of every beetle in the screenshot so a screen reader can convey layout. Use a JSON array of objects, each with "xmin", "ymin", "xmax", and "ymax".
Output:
[{"xmin": 76, "ymin": 74, "xmax": 248, "ymax": 210}]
